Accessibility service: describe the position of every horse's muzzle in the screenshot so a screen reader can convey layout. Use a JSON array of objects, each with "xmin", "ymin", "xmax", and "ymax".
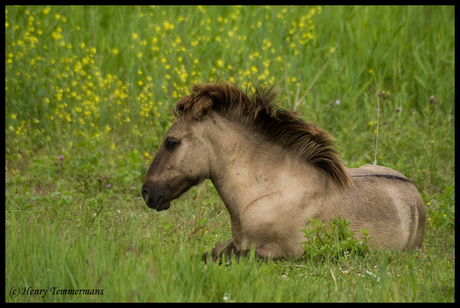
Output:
[{"xmin": 142, "ymin": 186, "xmax": 171, "ymax": 211}]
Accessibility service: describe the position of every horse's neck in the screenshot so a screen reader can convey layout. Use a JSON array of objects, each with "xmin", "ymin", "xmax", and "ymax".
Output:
[{"xmin": 205, "ymin": 114, "xmax": 324, "ymax": 218}]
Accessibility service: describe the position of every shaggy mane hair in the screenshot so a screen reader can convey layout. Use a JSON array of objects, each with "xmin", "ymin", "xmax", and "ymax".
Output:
[{"xmin": 173, "ymin": 81, "xmax": 351, "ymax": 187}]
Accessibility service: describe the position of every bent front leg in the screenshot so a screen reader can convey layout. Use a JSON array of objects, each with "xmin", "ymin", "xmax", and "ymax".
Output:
[
  {"xmin": 202, "ymin": 238, "xmax": 236, "ymax": 262},
  {"xmin": 201, "ymin": 238, "xmax": 283, "ymax": 262},
  {"xmin": 202, "ymin": 238, "xmax": 269, "ymax": 262}
]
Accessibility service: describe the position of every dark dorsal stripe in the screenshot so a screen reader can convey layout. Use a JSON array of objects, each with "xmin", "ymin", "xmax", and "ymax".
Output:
[{"xmin": 352, "ymin": 174, "xmax": 413, "ymax": 184}]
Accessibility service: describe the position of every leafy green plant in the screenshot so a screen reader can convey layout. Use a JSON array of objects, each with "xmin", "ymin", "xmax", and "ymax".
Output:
[{"xmin": 300, "ymin": 216, "xmax": 371, "ymax": 262}]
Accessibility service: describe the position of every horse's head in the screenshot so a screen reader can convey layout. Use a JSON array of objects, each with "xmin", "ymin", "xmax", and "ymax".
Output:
[{"xmin": 141, "ymin": 98, "xmax": 213, "ymax": 211}]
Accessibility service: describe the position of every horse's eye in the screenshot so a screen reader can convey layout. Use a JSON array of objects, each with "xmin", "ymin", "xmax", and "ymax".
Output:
[{"xmin": 166, "ymin": 140, "xmax": 179, "ymax": 149}]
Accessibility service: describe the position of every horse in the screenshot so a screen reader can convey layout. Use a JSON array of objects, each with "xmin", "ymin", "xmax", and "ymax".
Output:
[{"xmin": 141, "ymin": 81, "xmax": 426, "ymax": 261}]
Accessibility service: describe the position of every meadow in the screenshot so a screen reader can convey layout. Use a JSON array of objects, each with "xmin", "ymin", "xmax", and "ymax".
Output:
[{"xmin": 5, "ymin": 6, "xmax": 454, "ymax": 302}]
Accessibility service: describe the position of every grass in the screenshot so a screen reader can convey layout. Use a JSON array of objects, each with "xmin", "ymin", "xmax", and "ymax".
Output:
[{"xmin": 5, "ymin": 5, "xmax": 454, "ymax": 302}]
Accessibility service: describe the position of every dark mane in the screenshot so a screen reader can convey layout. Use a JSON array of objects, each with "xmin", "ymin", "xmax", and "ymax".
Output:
[{"xmin": 173, "ymin": 81, "xmax": 351, "ymax": 187}]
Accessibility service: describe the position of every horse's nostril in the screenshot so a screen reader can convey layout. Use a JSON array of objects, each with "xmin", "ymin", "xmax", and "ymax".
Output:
[{"xmin": 142, "ymin": 188, "xmax": 150, "ymax": 203}]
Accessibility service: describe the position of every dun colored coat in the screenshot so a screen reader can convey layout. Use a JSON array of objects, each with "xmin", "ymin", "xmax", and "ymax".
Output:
[{"xmin": 142, "ymin": 81, "xmax": 426, "ymax": 261}]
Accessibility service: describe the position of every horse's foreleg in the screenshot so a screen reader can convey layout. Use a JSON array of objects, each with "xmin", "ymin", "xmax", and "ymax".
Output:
[
  {"xmin": 201, "ymin": 239, "xmax": 282, "ymax": 262},
  {"xmin": 201, "ymin": 238, "xmax": 236, "ymax": 262}
]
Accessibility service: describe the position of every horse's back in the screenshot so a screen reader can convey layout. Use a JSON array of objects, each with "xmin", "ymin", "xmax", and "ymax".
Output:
[{"xmin": 347, "ymin": 164, "xmax": 409, "ymax": 180}]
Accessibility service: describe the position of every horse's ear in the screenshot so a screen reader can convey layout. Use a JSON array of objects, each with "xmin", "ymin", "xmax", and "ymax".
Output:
[{"xmin": 193, "ymin": 98, "xmax": 213, "ymax": 121}]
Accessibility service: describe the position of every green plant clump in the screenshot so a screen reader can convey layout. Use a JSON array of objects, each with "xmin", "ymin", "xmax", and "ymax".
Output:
[{"xmin": 300, "ymin": 217, "xmax": 371, "ymax": 262}]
